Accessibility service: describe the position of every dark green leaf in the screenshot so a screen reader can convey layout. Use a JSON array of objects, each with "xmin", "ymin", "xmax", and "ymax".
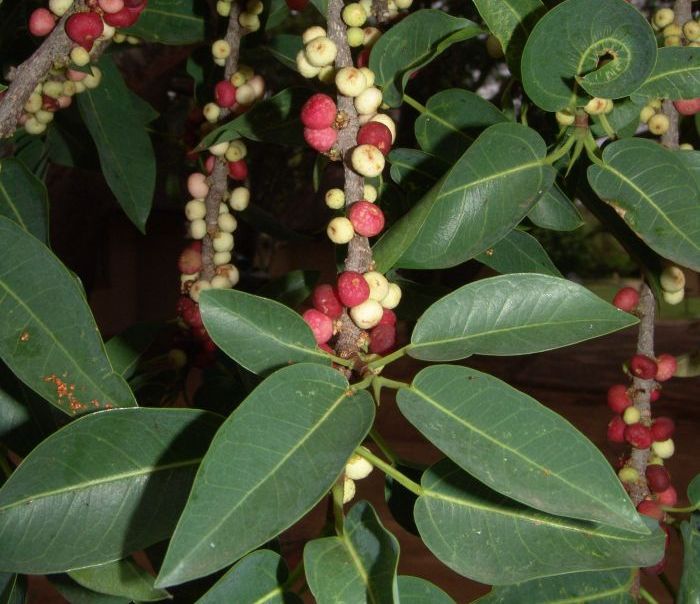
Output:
[
  {"xmin": 257, "ymin": 270, "xmax": 319, "ymax": 308},
  {"xmin": 397, "ymin": 576, "xmax": 454, "ymax": 604},
  {"xmin": 69, "ymin": 559, "xmax": 170, "ymax": 602},
  {"xmin": 0, "ymin": 573, "xmax": 26, "ymax": 604},
  {"xmin": 387, "ymin": 148, "xmax": 446, "ymax": 197},
  {"xmin": 590, "ymin": 98, "xmax": 645, "ymax": 140},
  {"xmin": 12, "ymin": 131, "xmax": 47, "ymax": 177},
  {"xmin": 527, "ymin": 184, "xmax": 583, "ymax": 231},
  {"xmin": 676, "ymin": 350, "xmax": 700, "ymax": 378},
  {"xmin": 688, "ymin": 475, "xmax": 700, "ymax": 506},
  {"xmin": 304, "ymin": 501, "xmax": 399, "ymax": 604},
  {"xmin": 0, "ymin": 158, "xmax": 48, "ymax": 244},
  {"xmin": 309, "ymin": 0, "xmax": 327, "ymax": 16},
  {"xmin": 265, "ymin": 35, "xmax": 303, "ymax": 71},
  {"xmin": 105, "ymin": 322, "xmax": 164, "ymax": 379},
  {"xmin": 476, "ymin": 230, "xmax": 561, "ymax": 276},
  {"xmin": 680, "ymin": 515, "xmax": 700, "ymax": 604},
  {"xmin": 264, "ymin": 0, "xmax": 289, "ymax": 30},
  {"xmin": 130, "ymin": 91, "xmax": 160, "ymax": 124},
  {"xmin": 385, "ymin": 463, "xmax": 423, "ymax": 536},
  {"xmin": 50, "ymin": 575, "xmax": 129, "ymax": 604},
  {"xmin": 409, "ymin": 273, "xmax": 637, "ymax": 361},
  {"xmin": 123, "ymin": 0, "xmax": 206, "ymax": 44},
  {"xmin": 156, "ymin": 364, "xmax": 375, "ymax": 587},
  {"xmin": 632, "ymin": 47, "xmax": 700, "ymax": 103}
]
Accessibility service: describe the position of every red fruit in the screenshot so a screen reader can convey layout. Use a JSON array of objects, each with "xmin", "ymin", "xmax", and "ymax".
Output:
[
  {"xmin": 65, "ymin": 11, "xmax": 104, "ymax": 51},
  {"xmin": 42, "ymin": 95, "xmax": 59, "ymax": 111},
  {"xmin": 624, "ymin": 423, "xmax": 652, "ymax": 449},
  {"xmin": 369, "ymin": 324, "xmax": 396, "ymax": 354},
  {"xmin": 301, "ymin": 93, "xmax": 337, "ymax": 130},
  {"xmin": 650, "ymin": 387, "xmax": 661, "ymax": 402},
  {"xmin": 612, "ymin": 287, "xmax": 639, "ymax": 312},
  {"xmin": 606, "ymin": 384, "xmax": 632, "ymax": 413},
  {"xmin": 646, "ymin": 465, "xmax": 671, "ymax": 493},
  {"xmin": 189, "ymin": 240, "xmax": 203, "ymax": 252},
  {"xmin": 176, "ymin": 295, "xmax": 195, "ymax": 317},
  {"xmin": 178, "ymin": 247, "xmax": 203, "ymax": 275},
  {"xmin": 285, "ymin": 0, "xmax": 309, "ymax": 10},
  {"xmin": 228, "ymin": 160, "xmax": 248, "ymax": 181},
  {"xmin": 337, "ymin": 271, "xmax": 370, "ymax": 307},
  {"xmin": 214, "ymin": 80, "xmax": 237, "ymax": 108},
  {"xmin": 607, "ymin": 415, "xmax": 626, "ymax": 443},
  {"xmin": 379, "ymin": 308, "xmax": 396, "ymax": 326},
  {"xmin": 357, "ymin": 122, "xmax": 392, "ymax": 155},
  {"xmin": 103, "ymin": 6, "xmax": 141, "ymax": 27},
  {"xmin": 650, "ymin": 417, "xmax": 675, "ymax": 441},
  {"xmin": 201, "ymin": 338, "xmax": 217, "ymax": 353},
  {"xmin": 655, "ymin": 353, "xmax": 677, "ymax": 382},
  {"xmin": 629, "ymin": 354, "xmax": 657, "ymax": 380},
  {"xmin": 673, "ymin": 98, "xmax": 700, "ymax": 116},
  {"xmin": 655, "ymin": 485, "xmax": 678, "ymax": 507},
  {"xmin": 29, "ymin": 8, "xmax": 56, "ymax": 37},
  {"xmin": 123, "ymin": 0, "xmax": 146, "ymax": 8},
  {"xmin": 302, "ymin": 309, "xmax": 333, "ymax": 344},
  {"xmin": 643, "ymin": 526, "xmax": 670, "ymax": 575},
  {"xmin": 348, "ymin": 200, "xmax": 385, "ymax": 237},
  {"xmin": 204, "ymin": 155, "xmax": 216, "ymax": 174},
  {"xmin": 304, "ymin": 127, "xmax": 337, "ymax": 152},
  {"xmin": 637, "ymin": 499, "xmax": 664, "ymax": 521},
  {"xmin": 183, "ymin": 305, "xmax": 204, "ymax": 329},
  {"xmin": 356, "ymin": 48, "xmax": 370, "ymax": 68},
  {"xmin": 312, "ymin": 284, "xmax": 343, "ymax": 319}
]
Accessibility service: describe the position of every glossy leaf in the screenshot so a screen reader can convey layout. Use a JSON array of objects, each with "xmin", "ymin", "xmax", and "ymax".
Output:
[
  {"xmin": 0, "ymin": 408, "xmax": 221, "ymax": 573},
  {"xmin": 373, "ymin": 123, "xmax": 555, "ymax": 272},
  {"xmin": 476, "ymin": 230, "xmax": 561, "ymax": 277},
  {"xmin": 69, "ymin": 559, "xmax": 170, "ymax": 602},
  {"xmin": 388, "ymin": 148, "xmax": 447, "ymax": 197},
  {"xmin": 0, "ymin": 218, "xmax": 136, "ymax": 415},
  {"xmin": 588, "ymin": 138, "xmax": 700, "ymax": 271},
  {"xmin": 409, "ymin": 273, "xmax": 637, "ymax": 361},
  {"xmin": 475, "ymin": 569, "xmax": 634, "ymax": 603},
  {"xmin": 590, "ymin": 98, "xmax": 645, "ymax": 140},
  {"xmin": 124, "ymin": 0, "xmax": 206, "ymax": 44},
  {"xmin": 256, "ymin": 269, "xmax": 319, "ymax": 309},
  {"xmin": 199, "ymin": 289, "xmax": 330, "ymax": 375},
  {"xmin": 527, "ymin": 184, "xmax": 583, "ymax": 231},
  {"xmin": 304, "ymin": 501, "xmax": 399, "ymax": 604},
  {"xmin": 50, "ymin": 575, "xmax": 129, "ymax": 604},
  {"xmin": 370, "ymin": 10, "xmax": 482, "ymax": 107},
  {"xmin": 0, "ymin": 158, "xmax": 48, "ymax": 243},
  {"xmin": 157, "ymin": 364, "xmax": 375, "ymax": 587},
  {"xmin": 415, "ymin": 460, "xmax": 665, "ymax": 585},
  {"xmin": 414, "ymin": 89, "xmax": 506, "ymax": 161},
  {"xmin": 105, "ymin": 322, "xmax": 163, "ymax": 379},
  {"xmin": 78, "ymin": 56, "xmax": 155, "ymax": 233},
  {"xmin": 521, "ymin": 0, "xmax": 657, "ymax": 111},
  {"xmin": 265, "ymin": 35, "xmax": 303, "ymax": 71},
  {"xmin": 679, "ymin": 515, "xmax": 700, "ymax": 604},
  {"xmin": 632, "ymin": 47, "xmax": 700, "ymax": 102},
  {"xmin": 397, "ymin": 576, "xmax": 454, "ymax": 604},
  {"xmin": 398, "ymin": 365, "xmax": 646, "ymax": 533},
  {"xmin": 0, "ymin": 573, "xmax": 26, "ymax": 604}
]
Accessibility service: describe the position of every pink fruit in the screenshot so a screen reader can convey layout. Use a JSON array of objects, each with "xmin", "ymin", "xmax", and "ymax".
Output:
[
  {"xmin": 624, "ymin": 423, "xmax": 652, "ymax": 449},
  {"xmin": 302, "ymin": 309, "xmax": 333, "ymax": 344},
  {"xmin": 214, "ymin": 80, "xmax": 237, "ymax": 108},
  {"xmin": 347, "ymin": 200, "xmax": 385, "ymax": 237},
  {"xmin": 301, "ymin": 93, "xmax": 337, "ymax": 129},
  {"xmin": 29, "ymin": 8, "xmax": 56, "ymax": 37},
  {"xmin": 606, "ymin": 384, "xmax": 632, "ymax": 413},
  {"xmin": 356, "ymin": 48, "xmax": 370, "ymax": 68},
  {"xmin": 673, "ymin": 98, "xmax": 700, "ymax": 116},
  {"xmin": 655, "ymin": 485, "xmax": 678, "ymax": 506},
  {"xmin": 187, "ymin": 172, "xmax": 209, "ymax": 198},
  {"xmin": 369, "ymin": 324, "xmax": 396, "ymax": 354},
  {"xmin": 178, "ymin": 247, "xmax": 202, "ymax": 275},
  {"xmin": 612, "ymin": 287, "xmax": 639, "ymax": 312},
  {"xmin": 655, "ymin": 353, "xmax": 677, "ymax": 382},
  {"xmin": 312, "ymin": 284, "xmax": 343, "ymax": 319},
  {"xmin": 65, "ymin": 11, "xmax": 104, "ymax": 51},
  {"xmin": 630, "ymin": 354, "xmax": 657, "ymax": 380},
  {"xmin": 646, "ymin": 465, "xmax": 671, "ymax": 493},
  {"xmin": 98, "ymin": 0, "xmax": 125, "ymax": 14},
  {"xmin": 637, "ymin": 499, "xmax": 664, "ymax": 521},
  {"xmin": 357, "ymin": 122, "xmax": 392, "ymax": 155},
  {"xmin": 204, "ymin": 155, "xmax": 216, "ymax": 174},
  {"xmin": 304, "ymin": 127, "xmax": 337, "ymax": 152},
  {"xmin": 103, "ymin": 5, "xmax": 141, "ymax": 27},
  {"xmin": 337, "ymin": 271, "xmax": 370, "ymax": 307},
  {"xmin": 228, "ymin": 160, "xmax": 248, "ymax": 181},
  {"xmin": 607, "ymin": 415, "xmax": 626, "ymax": 443},
  {"xmin": 379, "ymin": 308, "xmax": 396, "ymax": 326},
  {"xmin": 650, "ymin": 417, "xmax": 675, "ymax": 441}
]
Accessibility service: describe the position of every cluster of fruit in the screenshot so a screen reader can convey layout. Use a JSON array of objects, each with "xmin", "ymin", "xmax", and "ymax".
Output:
[
  {"xmin": 203, "ymin": 60, "xmax": 266, "ymax": 123},
  {"xmin": 341, "ymin": 453, "xmax": 373, "ymax": 503},
  {"xmin": 215, "ymin": 0, "xmax": 264, "ymax": 31},
  {"xmin": 651, "ymin": 7, "xmax": 700, "ymax": 47}
]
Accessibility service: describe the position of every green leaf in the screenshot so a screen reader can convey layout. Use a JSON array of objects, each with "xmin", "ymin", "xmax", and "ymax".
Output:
[
  {"xmin": 527, "ymin": 184, "xmax": 583, "ymax": 231},
  {"xmin": 123, "ymin": 0, "xmax": 206, "ymax": 44},
  {"xmin": 414, "ymin": 89, "xmax": 506, "ymax": 161},
  {"xmin": 475, "ymin": 569, "xmax": 634, "ymax": 603},
  {"xmin": 309, "ymin": 0, "xmax": 327, "ymax": 16},
  {"xmin": 256, "ymin": 269, "xmax": 319, "ymax": 308},
  {"xmin": 476, "ymin": 230, "xmax": 561, "ymax": 277},
  {"xmin": 409, "ymin": 273, "xmax": 637, "ymax": 362},
  {"xmin": 388, "ymin": 148, "xmax": 447, "ymax": 196},
  {"xmin": 588, "ymin": 138, "xmax": 700, "ymax": 271},
  {"xmin": 590, "ymin": 98, "xmax": 645, "ymax": 140},
  {"xmin": 385, "ymin": 463, "xmax": 422, "ymax": 535},
  {"xmin": 105, "ymin": 322, "xmax": 163, "ymax": 379},
  {"xmin": 676, "ymin": 350, "xmax": 700, "ymax": 378},
  {"xmin": 50, "ymin": 575, "xmax": 130, "ymax": 604},
  {"xmin": 0, "ymin": 573, "xmax": 26, "ymax": 604},
  {"xmin": 398, "ymin": 365, "xmax": 646, "ymax": 533},
  {"xmin": 370, "ymin": 10, "xmax": 482, "ymax": 107},
  {"xmin": 0, "ymin": 217, "xmax": 136, "ymax": 415},
  {"xmin": 199, "ymin": 289, "xmax": 330, "ymax": 375},
  {"xmin": 473, "ymin": 0, "xmax": 546, "ymax": 78},
  {"xmin": 265, "ymin": 34, "xmax": 303, "ymax": 71},
  {"xmin": 69, "ymin": 559, "xmax": 170, "ymax": 602},
  {"xmin": 263, "ymin": 0, "xmax": 289, "ymax": 30},
  {"xmin": 415, "ymin": 459, "xmax": 666, "ymax": 585},
  {"xmin": 688, "ymin": 474, "xmax": 700, "ymax": 506},
  {"xmin": 77, "ymin": 56, "xmax": 155, "ymax": 233},
  {"xmin": 130, "ymin": 91, "xmax": 160, "ymax": 125},
  {"xmin": 156, "ymin": 364, "xmax": 375, "ymax": 587},
  {"xmin": 0, "ymin": 158, "xmax": 48, "ymax": 243},
  {"xmin": 304, "ymin": 501, "xmax": 399, "ymax": 604},
  {"xmin": 0, "ymin": 408, "xmax": 221, "ymax": 573},
  {"xmin": 632, "ymin": 47, "xmax": 700, "ymax": 103},
  {"xmin": 521, "ymin": 0, "xmax": 657, "ymax": 111},
  {"xmin": 196, "ymin": 550, "xmax": 299, "ymax": 604},
  {"xmin": 198, "ymin": 87, "xmax": 308, "ymax": 149},
  {"xmin": 397, "ymin": 576, "xmax": 454, "ymax": 604},
  {"xmin": 679, "ymin": 515, "xmax": 700, "ymax": 604},
  {"xmin": 372, "ymin": 123, "xmax": 555, "ymax": 272}
]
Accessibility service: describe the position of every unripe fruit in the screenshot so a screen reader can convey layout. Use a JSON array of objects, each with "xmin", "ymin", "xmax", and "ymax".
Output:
[
  {"xmin": 48, "ymin": 0, "xmax": 73, "ymax": 16},
  {"xmin": 29, "ymin": 9, "xmax": 56, "ymax": 37},
  {"xmin": 369, "ymin": 114, "xmax": 396, "ymax": 142},
  {"xmin": 663, "ymin": 23, "xmax": 682, "ymax": 37},
  {"xmin": 485, "ymin": 33, "xmax": 504, "ymax": 58},
  {"xmin": 342, "ymin": 476, "xmax": 356, "ymax": 503},
  {"xmin": 363, "ymin": 26, "xmax": 381, "ymax": 46},
  {"xmin": 342, "ymin": 3, "xmax": 366, "ymax": 27},
  {"xmin": 189, "ymin": 219, "xmax": 207, "ymax": 239},
  {"xmin": 217, "ymin": 1, "xmax": 231, "ymax": 16},
  {"xmin": 238, "ymin": 11, "xmax": 260, "ymax": 31},
  {"xmin": 24, "ymin": 117, "xmax": 46, "ymax": 135},
  {"xmin": 653, "ymin": 8, "xmax": 675, "ymax": 29},
  {"xmin": 70, "ymin": 46, "xmax": 90, "ymax": 67},
  {"xmin": 683, "ymin": 20, "xmax": 700, "ymax": 41},
  {"xmin": 335, "ymin": 67, "xmax": 367, "ymax": 97},
  {"xmin": 214, "ymin": 80, "xmax": 237, "ymax": 108},
  {"xmin": 637, "ymin": 499, "xmax": 664, "ymax": 521},
  {"xmin": 648, "ymin": 454, "xmax": 664, "ymax": 466},
  {"xmin": 348, "ymin": 200, "xmax": 385, "ymax": 237},
  {"xmin": 369, "ymin": 323, "xmax": 396, "ymax": 354},
  {"xmin": 304, "ymin": 126, "xmax": 337, "ymax": 152},
  {"xmin": 607, "ymin": 415, "xmax": 626, "ymax": 443},
  {"xmin": 379, "ymin": 308, "xmax": 396, "ymax": 326},
  {"xmin": 612, "ymin": 287, "xmax": 639, "ymax": 312},
  {"xmin": 618, "ymin": 466, "xmax": 639, "ymax": 483},
  {"xmin": 203, "ymin": 102, "xmax": 221, "ymax": 123},
  {"xmin": 218, "ymin": 264, "xmax": 240, "ymax": 286},
  {"xmin": 651, "ymin": 417, "xmax": 675, "ymax": 442},
  {"xmin": 623, "ymin": 406, "xmax": 641, "ymax": 425},
  {"xmin": 655, "ymin": 354, "xmax": 676, "ymax": 382},
  {"xmin": 347, "ymin": 27, "xmax": 364, "ymax": 47},
  {"xmin": 302, "ymin": 26, "xmax": 326, "ymax": 44},
  {"xmin": 304, "ymin": 37, "xmax": 337, "ymax": 67},
  {"xmin": 218, "ymin": 212, "xmax": 238, "ymax": 233},
  {"xmin": 624, "ymin": 423, "xmax": 652, "ymax": 449},
  {"xmin": 248, "ymin": 75, "xmax": 265, "ymax": 99},
  {"xmin": 24, "ymin": 93, "xmax": 43, "ymax": 114},
  {"xmin": 363, "ymin": 184, "xmax": 377, "ymax": 203},
  {"xmin": 673, "ymin": 98, "xmax": 700, "ymax": 116},
  {"xmin": 337, "ymin": 271, "xmax": 370, "ymax": 307},
  {"xmin": 648, "ymin": 113, "xmax": 670, "ymax": 136},
  {"xmin": 395, "ymin": 0, "xmax": 412, "ymax": 7},
  {"xmin": 317, "ymin": 66, "xmax": 336, "ymax": 85},
  {"xmin": 235, "ymin": 83, "xmax": 256, "ymax": 106},
  {"xmin": 35, "ymin": 110, "xmax": 54, "ymax": 125},
  {"xmin": 357, "ymin": 122, "xmax": 392, "ymax": 155},
  {"xmin": 555, "ymin": 110, "xmax": 575, "ymax": 126},
  {"xmin": 327, "ymin": 217, "xmax": 355, "ymax": 244},
  {"xmin": 646, "ymin": 465, "xmax": 671, "ymax": 493},
  {"xmin": 209, "ymin": 141, "xmax": 230, "ymax": 157},
  {"xmin": 680, "ymin": 143, "xmax": 695, "ymax": 150},
  {"xmin": 651, "ymin": 438, "xmax": 675, "ymax": 459},
  {"xmin": 225, "ymin": 141, "xmax": 247, "ymax": 163},
  {"xmin": 380, "ymin": 283, "xmax": 401, "ymax": 309},
  {"xmin": 584, "ymin": 97, "xmax": 608, "ymax": 115},
  {"xmin": 84, "ymin": 67, "xmax": 102, "ymax": 88},
  {"xmin": 43, "ymin": 81, "xmax": 63, "ymax": 99},
  {"xmin": 211, "ymin": 274, "xmax": 233, "ymax": 289},
  {"xmin": 213, "ymin": 251, "xmax": 231, "ymax": 266},
  {"xmin": 660, "ymin": 266, "xmax": 685, "ymax": 293},
  {"xmin": 364, "ymin": 271, "xmax": 389, "ymax": 301},
  {"xmin": 639, "ymin": 106, "xmax": 656, "ymax": 124},
  {"xmin": 228, "ymin": 159, "xmax": 248, "ymax": 181},
  {"xmin": 350, "ymin": 299, "xmax": 384, "ymax": 329},
  {"xmin": 302, "ymin": 309, "xmax": 334, "ymax": 344},
  {"xmin": 607, "ymin": 384, "xmax": 632, "ymax": 413},
  {"xmin": 662, "ymin": 288, "xmax": 684, "ymax": 305},
  {"xmin": 301, "ymin": 93, "xmax": 337, "ymax": 129},
  {"xmin": 67, "ymin": 68, "xmax": 87, "ymax": 82},
  {"xmin": 65, "ymin": 12, "xmax": 104, "ymax": 51},
  {"xmin": 351, "ymin": 144, "xmax": 385, "ymax": 177},
  {"xmin": 212, "ymin": 231, "xmax": 234, "ymax": 253},
  {"xmin": 655, "ymin": 485, "xmax": 678, "ymax": 506},
  {"xmin": 212, "ymin": 39, "xmax": 231, "ymax": 59},
  {"xmin": 359, "ymin": 67, "xmax": 375, "ymax": 88},
  {"xmin": 189, "ymin": 279, "xmax": 212, "ymax": 302},
  {"xmin": 312, "ymin": 284, "xmax": 343, "ymax": 319},
  {"xmin": 325, "ymin": 188, "xmax": 345, "ymax": 209},
  {"xmin": 188, "ymin": 173, "xmax": 209, "ymax": 198},
  {"xmin": 230, "ymin": 186, "xmax": 250, "ymax": 211},
  {"xmin": 345, "ymin": 454, "xmax": 373, "ymax": 480},
  {"xmin": 629, "ymin": 354, "xmax": 657, "ymax": 380},
  {"xmin": 57, "ymin": 95, "xmax": 73, "ymax": 108}
]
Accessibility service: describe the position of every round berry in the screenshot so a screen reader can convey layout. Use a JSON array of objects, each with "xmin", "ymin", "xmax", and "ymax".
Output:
[
  {"xmin": 348, "ymin": 200, "xmax": 385, "ymax": 237},
  {"xmin": 350, "ymin": 299, "xmax": 384, "ymax": 329},
  {"xmin": 650, "ymin": 417, "xmax": 675, "ymax": 442},
  {"xmin": 618, "ymin": 466, "xmax": 639, "ymax": 483},
  {"xmin": 663, "ymin": 288, "xmax": 684, "ymax": 305},
  {"xmin": 228, "ymin": 159, "xmax": 248, "ymax": 181},
  {"xmin": 629, "ymin": 354, "xmax": 658, "ymax": 380},
  {"xmin": 650, "ymin": 386, "xmax": 661, "ymax": 402},
  {"xmin": 102, "ymin": 5, "xmax": 141, "ymax": 27},
  {"xmin": 623, "ymin": 406, "xmax": 641, "ymax": 425},
  {"xmin": 673, "ymin": 98, "xmax": 700, "ymax": 116},
  {"xmin": 178, "ymin": 247, "xmax": 203, "ymax": 274},
  {"xmin": 325, "ymin": 188, "xmax": 345, "ymax": 209},
  {"xmin": 651, "ymin": 438, "xmax": 675, "ymax": 459},
  {"xmin": 379, "ymin": 308, "xmax": 396, "ymax": 326},
  {"xmin": 655, "ymin": 354, "xmax": 677, "ymax": 382},
  {"xmin": 98, "ymin": 0, "xmax": 125, "ymax": 13},
  {"xmin": 337, "ymin": 271, "xmax": 370, "ymax": 307},
  {"xmin": 607, "ymin": 384, "xmax": 632, "ymax": 413},
  {"xmin": 65, "ymin": 11, "xmax": 104, "ymax": 51},
  {"xmin": 653, "ymin": 8, "xmax": 675, "ymax": 29},
  {"xmin": 49, "ymin": 0, "xmax": 73, "ymax": 16},
  {"xmin": 655, "ymin": 485, "xmax": 678, "ymax": 506},
  {"xmin": 303, "ymin": 309, "xmax": 333, "ymax": 344},
  {"xmin": 357, "ymin": 122, "xmax": 392, "ymax": 155},
  {"xmin": 637, "ymin": 499, "xmax": 664, "ymax": 521},
  {"xmin": 327, "ymin": 217, "xmax": 355, "ymax": 244},
  {"xmin": 304, "ymin": 36, "xmax": 337, "ymax": 67},
  {"xmin": 286, "ymin": 0, "xmax": 309, "ymax": 10},
  {"xmin": 370, "ymin": 114, "xmax": 396, "ymax": 142},
  {"xmin": 301, "ymin": 93, "xmax": 337, "ymax": 129},
  {"xmin": 660, "ymin": 266, "xmax": 686, "ymax": 293},
  {"xmin": 29, "ymin": 8, "xmax": 56, "ymax": 36},
  {"xmin": 214, "ymin": 80, "xmax": 237, "ymax": 108},
  {"xmin": 646, "ymin": 465, "xmax": 671, "ymax": 493},
  {"xmin": 302, "ymin": 26, "xmax": 326, "ymax": 44},
  {"xmin": 296, "ymin": 50, "xmax": 321, "ymax": 78},
  {"xmin": 380, "ymin": 283, "xmax": 401, "ymax": 309},
  {"xmin": 624, "ymin": 423, "xmax": 652, "ymax": 449},
  {"xmin": 648, "ymin": 113, "xmax": 670, "ymax": 136},
  {"xmin": 189, "ymin": 279, "xmax": 212, "ymax": 302},
  {"xmin": 312, "ymin": 284, "xmax": 343, "ymax": 319},
  {"xmin": 344, "ymin": 453, "xmax": 373, "ymax": 480},
  {"xmin": 342, "ymin": 476, "xmax": 356, "ymax": 503},
  {"xmin": 335, "ymin": 67, "xmax": 367, "ymax": 97},
  {"xmin": 188, "ymin": 173, "xmax": 209, "ymax": 198},
  {"xmin": 351, "ymin": 144, "xmax": 385, "ymax": 177},
  {"xmin": 354, "ymin": 86, "xmax": 383, "ymax": 116},
  {"xmin": 369, "ymin": 323, "xmax": 396, "ymax": 354},
  {"xmin": 612, "ymin": 287, "xmax": 639, "ymax": 312},
  {"xmin": 342, "ymin": 3, "xmax": 366, "ymax": 27},
  {"xmin": 304, "ymin": 126, "xmax": 337, "ymax": 152},
  {"xmin": 607, "ymin": 415, "xmax": 626, "ymax": 443},
  {"xmin": 230, "ymin": 186, "xmax": 250, "ymax": 211},
  {"xmin": 363, "ymin": 271, "xmax": 389, "ymax": 301}
]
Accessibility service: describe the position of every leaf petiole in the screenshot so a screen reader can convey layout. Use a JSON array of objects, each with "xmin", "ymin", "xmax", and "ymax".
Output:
[
  {"xmin": 355, "ymin": 446, "xmax": 423, "ymax": 497},
  {"xmin": 367, "ymin": 345, "xmax": 410, "ymax": 370}
]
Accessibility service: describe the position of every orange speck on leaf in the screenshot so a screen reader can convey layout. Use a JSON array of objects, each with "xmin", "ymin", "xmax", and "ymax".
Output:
[{"xmin": 19, "ymin": 331, "xmax": 30, "ymax": 342}]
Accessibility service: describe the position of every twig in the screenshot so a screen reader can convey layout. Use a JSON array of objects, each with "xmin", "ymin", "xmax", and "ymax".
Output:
[{"xmin": 371, "ymin": 0, "xmax": 390, "ymax": 23}]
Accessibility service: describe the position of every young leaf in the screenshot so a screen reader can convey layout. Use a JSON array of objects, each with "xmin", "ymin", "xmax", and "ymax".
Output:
[
  {"xmin": 0, "ymin": 408, "xmax": 222, "ymax": 573},
  {"xmin": 304, "ymin": 501, "xmax": 400, "ymax": 604},
  {"xmin": 631, "ymin": 47, "xmax": 700, "ymax": 103},
  {"xmin": 156, "ymin": 364, "xmax": 375, "ymax": 587},
  {"xmin": 409, "ymin": 273, "xmax": 637, "ymax": 361},
  {"xmin": 0, "ymin": 158, "xmax": 48, "ymax": 243},
  {"xmin": 69, "ymin": 559, "xmax": 170, "ymax": 602},
  {"xmin": 123, "ymin": 0, "xmax": 206, "ymax": 44},
  {"xmin": 77, "ymin": 56, "xmax": 155, "ymax": 233},
  {"xmin": 415, "ymin": 460, "xmax": 665, "ymax": 585},
  {"xmin": 679, "ymin": 515, "xmax": 700, "ymax": 603},
  {"xmin": 527, "ymin": 184, "xmax": 583, "ymax": 231},
  {"xmin": 369, "ymin": 10, "xmax": 482, "ymax": 107},
  {"xmin": 199, "ymin": 289, "xmax": 330, "ymax": 375},
  {"xmin": 521, "ymin": 0, "xmax": 657, "ymax": 111},
  {"xmin": 0, "ymin": 218, "xmax": 136, "ymax": 415},
  {"xmin": 398, "ymin": 365, "xmax": 647, "ymax": 533},
  {"xmin": 475, "ymin": 230, "xmax": 562, "ymax": 277},
  {"xmin": 397, "ymin": 576, "xmax": 455, "ymax": 604},
  {"xmin": 588, "ymin": 138, "xmax": 700, "ymax": 271},
  {"xmin": 373, "ymin": 123, "xmax": 555, "ymax": 272}
]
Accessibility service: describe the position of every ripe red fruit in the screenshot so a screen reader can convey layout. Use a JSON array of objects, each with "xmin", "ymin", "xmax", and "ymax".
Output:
[
  {"xmin": 629, "ymin": 354, "xmax": 658, "ymax": 380},
  {"xmin": 123, "ymin": 0, "xmax": 146, "ymax": 8},
  {"xmin": 607, "ymin": 415, "xmax": 626, "ymax": 443},
  {"xmin": 312, "ymin": 284, "xmax": 343, "ymax": 319},
  {"xmin": 214, "ymin": 80, "xmax": 237, "ymax": 108},
  {"xmin": 42, "ymin": 95, "xmax": 59, "ymax": 111},
  {"xmin": 228, "ymin": 160, "xmax": 248, "ymax": 181},
  {"xmin": 204, "ymin": 155, "xmax": 216, "ymax": 174},
  {"xmin": 178, "ymin": 247, "xmax": 203, "ymax": 275},
  {"xmin": 655, "ymin": 485, "xmax": 678, "ymax": 507},
  {"xmin": 655, "ymin": 353, "xmax": 677, "ymax": 382},
  {"xmin": 176, "ymin": 295, "xmax": 195, "ymax": 317},
  {"xmin": 606, "ymin": 384, "xmax": 632, "ymax": 413},
  {"xmin": 304, "ymin": 127, "xmax": 337, "ymax": 152},
  {"xmin": 673, "ymin": 98, "xmax": 700, "ymax": 116},
  {"xmin": 650, "ymin": 417, "xmax": 675, "ymax": 441},
  {"xmin": 29, "ymin": 8, "xmax": 56, "ymax": 37},
  {"xmin": 369, "ymin": 324, "xmax": 396, "ymax": 354},
  {"xmin": 356, "ymin": 48, "xmax": 370, "ymax": 68},
  {"xmin": 357, "ymin": 122, "xmax": 392, "ymax": 155},
  {"xmin": 103, "ymin": 4, "xmax": 143, "ymax": 27},
  {"xmin": 650, "ymin": 386, "xmax": 661, "ymax": 402},
  {"xmin": 285, "ymin": 0, "xmax": 309, "ymax": 10},
  {"xmin": 379, "ymin": 308, "xmax": 396, "ymax": 326},
  {"xmin": 302, "ymin": 309, "xmax": 333, "ymax": 344},
  {"xmin": 612, "ymin": 287, "xmax": 639, "ymax": 312},
  {"xmin": 348, "ymin": 200, "xmax": 385, "ymax": 237},
  {"xmin": 646, "ymin": 465, "xmax": 671, "ymax": 493},
  {"xmin": 643, "ymin": 526, "xmax": 670, "ymax": 576},
  {"xmin": 337, "ymin": 271, "xmax": 370, "ymax": 307},
  {"xmin": 637, "ymin": 499, "xmax": 664, "ymax": 521},
  {"xmin": 184, "ymin": 305, "xmax": 204, "ymax": 329},
  {"xmin": 624, "ymin": 423, "xmax": 652, "ymax": 449},
  {"xmin": 301, "ymin": 94, "xmax": 337, "ymax": 130},
  {"xmin": 65, "ymin": 11, "xmax": 104, "ymax": 51}
]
